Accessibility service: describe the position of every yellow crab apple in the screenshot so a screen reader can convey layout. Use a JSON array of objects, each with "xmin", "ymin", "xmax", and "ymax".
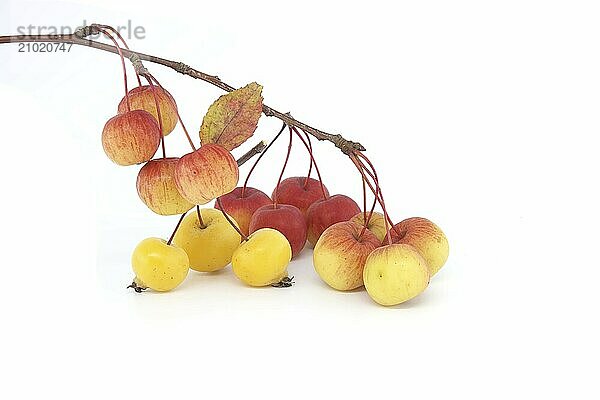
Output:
[
  {"xmin": 172, "ymin": 208, "xmax": 242, "ymax": 272},
  {"xmin": 131, "ymin": 237, "xmax": 189, "ymax": 292},
  {"xmin": 363, "ymin": 244, "xmax": 430, "ymax": 306},
  {"xmin": 231, "ymin": 228, "xmax": 292, "ymax": 287}
]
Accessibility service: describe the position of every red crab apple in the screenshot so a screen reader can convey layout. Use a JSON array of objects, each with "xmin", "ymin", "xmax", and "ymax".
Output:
[
  {"xmin": 306, "ymin": 194, "xmax": 361, "ymax": 247},
  {"xmin": 175, "ymin": 144, "xmax": 239, "ymax": 205},
  {"xmin": 101, "ymin": 110, "xmax": 161, "ymax": 166},
  {"xmin": 249, "ymin": 204, "xmax": 307, "ymax": 258},
  {"xmin": 118, "ymin": 85, "xmax": 178, "ymax": 136},
  {"xmin": 136, "ymin": 158, "xmax": 194, "ymax": 215},
  {"xmin": 384, "ymin": 217, "xmax": 449, "ymax": 276},
  {"xmin": 313, "ymin": 221, "xmax": 381, "ymax": 291},
  {"xmin": 272, "ymin": 177, "xmax": 329, "ymax": 216},
  {"xmin": 215, "ymin": 187, "xmax": 271, "ymax": 236}
]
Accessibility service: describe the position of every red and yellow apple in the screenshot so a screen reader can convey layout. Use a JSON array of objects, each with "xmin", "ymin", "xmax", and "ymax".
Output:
[
  {"xmin": 175, "ymin": 144, "xmax": 239, "ymax": 205},
  {"xmin": 306, "ymin": 194, "xmax": 361, "ymax": 246},
  {"xmin": 101, "ymin": 110, "xmax": 161, "ymax": 166},
  {"xmin": 385, "ymin": 217, "xmax": 449, "ymax": 276},
  {"xmin": 363, "ymin": 244, "xmax": 430, "ymax": 306},
  {"xmin": 249, "ymin": 204, "xmax": 307, "ymax": 258},
  {"xmin": 136, "ymin": 158, "xmax": 194, "ymax": 215},
  {"xmin": 118, "ymin": 85, "xmax": 178, "ymax": 136},
  {"xmin": 272, "ymin": 176, "xmax": 329, "ymax": 216},
  {"xmin": 313, "ymin": 221, "xmax": 380, "ymax": 291},
  {"xmin": 215, "ymin": 187, "xmax": 271, "ymax": 236},
  {"xmin": 350, "ymin": 211, "xmax": 387, "ymax": 243}
]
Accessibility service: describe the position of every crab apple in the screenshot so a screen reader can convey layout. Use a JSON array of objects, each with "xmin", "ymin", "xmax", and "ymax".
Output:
[
  {"xmin": 136, "ymin": 158, "xmax": 194, "ymax": 215},
  {"xmin": 101, "ymin": 110, "xmax": 161, "ymax": 166},
  {"xmin": 118, "ymin": 85, "xmax": 178, "ymax": 136},
  {"xmin": 306, "ymin": 194, "xmax": 361, "ymax": 247},
  {"xmin": 215, "ymin": 187, "xmax": 271, "ymax": 236},
  {"xmin": 232, "ymin": 228, "xmax": 292, "ymax": 287},
  {"xmin": 175, "ymin": 144, "xmax": 239, "ymax": 205},
  {"xmin": 313, "ymin": 221, "xmax": 381, "ymax": 291},
  {"xmin": 384, "ymin": 217, "xmax": 449, "ymax": 276},
  {"xmin": 350, "ymin": 211, "xmax": 387, "ymax": 243},
  {"xmin": 363, "ymin": 244, "xmax": 430, "ymax": 306},
  {"xmin": 249, "ymin": 204, "xmax": 307, "ymax": 258},
  {"xmin": 272, "ymin": 177, "xmax": 330, "ymax": 216},
  {"xmin": 172, "ymin": 208, "xmax": 241, "ymax": 272},
  {"xmin": 131, "ymin": 237, "xmax": 189, "ymax": 292}
]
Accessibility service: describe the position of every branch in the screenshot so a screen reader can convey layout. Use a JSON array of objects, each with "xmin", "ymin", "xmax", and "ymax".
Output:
[
  {"xmin": 236, "ymin": 141, "xmax": 267, "ymax": 166},
  {"xmin": 0, "ymin": 25, "xmax": 366, "ymax": 154}
]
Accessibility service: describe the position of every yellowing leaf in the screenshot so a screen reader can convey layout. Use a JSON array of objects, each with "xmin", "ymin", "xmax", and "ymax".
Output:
[{"xmin": 200, "ymin": 82, "xmax": 263, "ymax": 150}]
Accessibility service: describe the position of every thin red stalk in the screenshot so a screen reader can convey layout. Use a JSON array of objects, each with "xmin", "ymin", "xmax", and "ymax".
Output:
[
  {"xmin": 350, "ymin": 154, "xmax": 380, "ymax": 238},
  {"xmin": 273, "ymin": 128, "xmax": 294, "ymax": 207},
  {"xmin": 148, "ymin": 74, "xmax": 197, "ymax": 151},
  {"xmin": 95, "ymin": 24, "xmax": 142, "ymax": 86},
  {"xmin": 351, "ymin": 155, "xmax": 391, "ymax": 245},
  {"xmin": 241, "ymin": 122, "xmax": 287, "ymax": 197},
  {"xmin": 97, "ymin": 28, "xmax": 130, "ymax": 112},
  {"xmin": 290, "ymin": 127, "xmax": 327, "ymax": 199},
  {"xmin": 358, "ymin": 162, "xmax": 369, "ymax": 238},
  {"xmin": 144, "ymin": 75, "xmax": 166, "ymax": 158},
  {"xmin": 302, "ymin": 129, "xmax": 314, "ymax": 188},
  {"xmin": 167, "ymin": 212, "xmax": 187, "ymax": 245},
  {"xmin": 216, "ymin": 198, "xmax": 248, "ymax": 241},
  {"xmin": 354, "ymin": 152, "xmax": 396, "ymax": 231}
]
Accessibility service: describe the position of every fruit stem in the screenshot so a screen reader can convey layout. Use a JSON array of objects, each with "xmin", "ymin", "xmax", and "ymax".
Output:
[
  {"xmin": 216, "ymin": 198, "xmax": 248, "ymax": 241},
  {"xmin": 127, "ymin": 280, "xmax": 147, "ymax": 293},
  {"xmin": 144, "ymin": 75, "xmax": 166, "ymax": 158},
  {"xmin": 350, "ymin": 154, "xmax": 393, "ymax": 245},
  {"xmin": 354, "ymin": 152, "xmax": 398, "ymax": 236},
  {"xmin": 167, "ymin": 212, "xmax": 188, "ymax": 246},
  {"xmin": 94, "ymin": 24, "xmax": 142, "ymax": 86},
  {"xmin": 302, "ymin": 131, "xmax": 314, "ymax": 189},
  {"xmin": 273, "ymin": 127, "xmax": 294, "ymax": 207},
  {"xmin": 196, "ymin": 206, "xmax": 207, "ymax": 229},
  {"xmin": 271, "ymin": 276, "xmax": 295, "ymax": 288},
  {"xmin": 290, "ymin": 127, "xmax": 328, "ymax": 200},
  {"xmin": 148, "ymin": 73, "xmax": 197, "ymax": 151},
  {"xmin": 96, "ymin": 27, "xmax": 131, "ymax": 113},
  {"xmin": 241, "ymin": 122, "xmax": 286, "ymax": 198}
]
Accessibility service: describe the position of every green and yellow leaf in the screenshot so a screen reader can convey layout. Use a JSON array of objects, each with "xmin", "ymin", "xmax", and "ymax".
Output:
[{"xmin": 199, "ymin": 82, "xmax": 263, "ymax": 150}]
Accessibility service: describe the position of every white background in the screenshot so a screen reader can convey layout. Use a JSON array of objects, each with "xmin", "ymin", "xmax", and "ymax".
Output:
[{"xmin": 1, "ymin": 0, "xmax": 598, "ymax": 398}]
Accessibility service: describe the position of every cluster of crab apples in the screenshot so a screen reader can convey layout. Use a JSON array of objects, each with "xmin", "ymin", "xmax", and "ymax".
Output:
[{"xmin": 100, "ymin": 65, "xmax": 448, "ymax": 306}]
